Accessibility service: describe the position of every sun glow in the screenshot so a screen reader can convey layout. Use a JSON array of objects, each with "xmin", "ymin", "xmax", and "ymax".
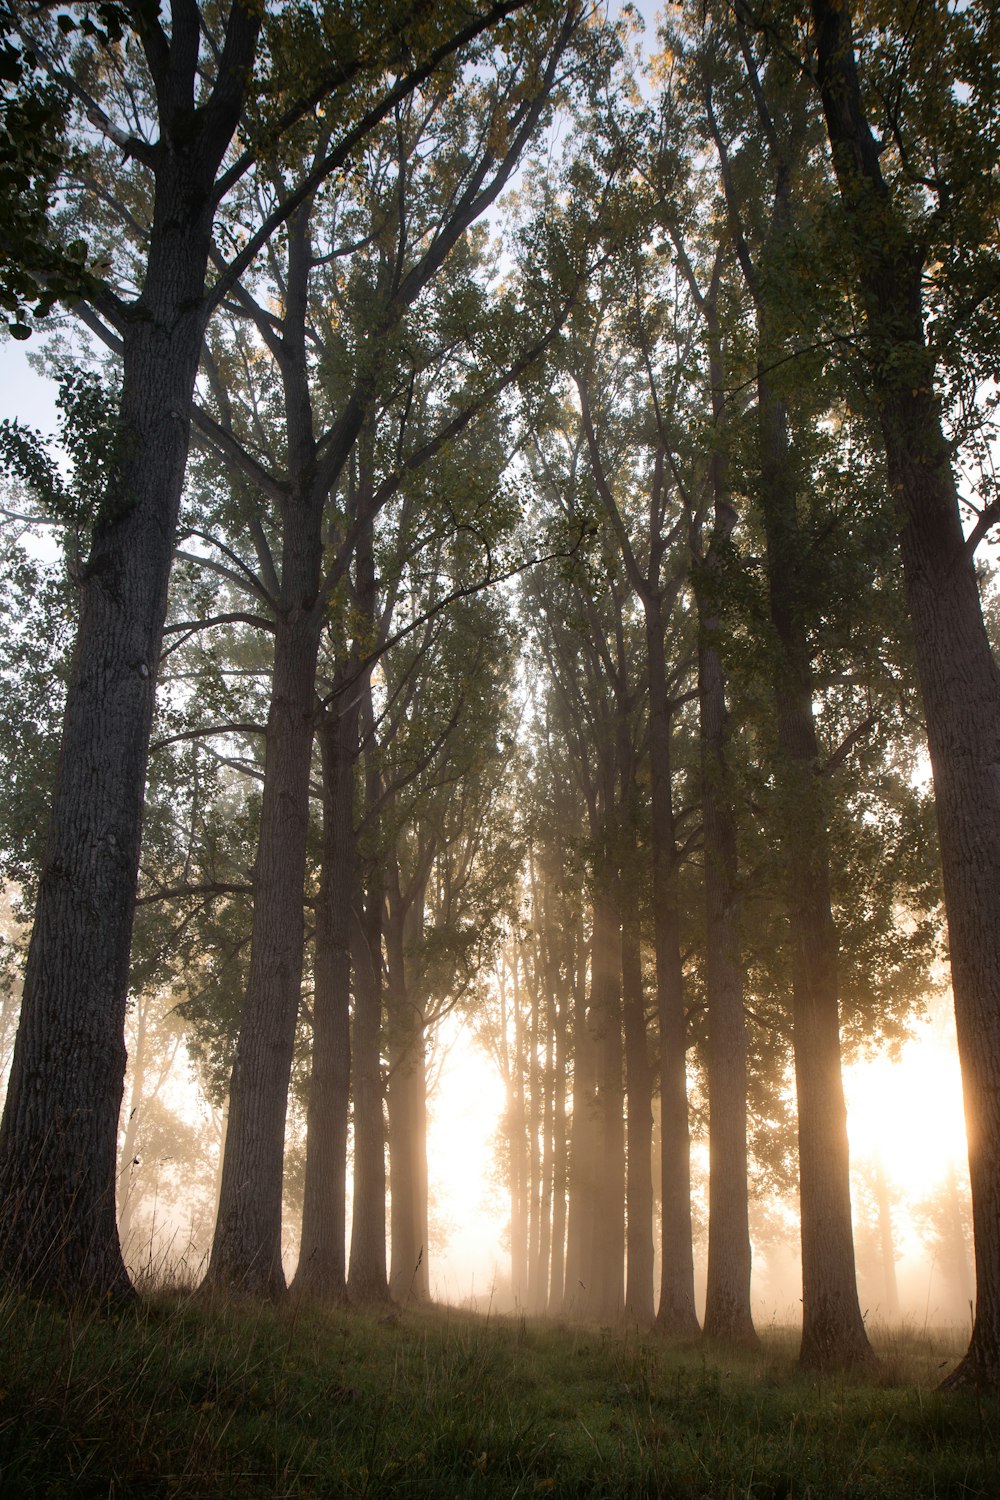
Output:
[
  {"xmin": 844, "ymin": 999, "xmax": 968, "ymax": 1199},
  {"xmin": 425, "ymin": 1017, "xmax": 509, "ymax": 1307}
]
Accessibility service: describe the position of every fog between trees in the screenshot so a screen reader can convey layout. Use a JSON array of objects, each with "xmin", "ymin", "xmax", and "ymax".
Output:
[{"xmin": 0, "ymin": 0, "xmax": 998, "ymax": 1386}]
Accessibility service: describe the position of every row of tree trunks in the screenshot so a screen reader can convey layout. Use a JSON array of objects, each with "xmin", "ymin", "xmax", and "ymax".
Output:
[
  {"xmin": 575, "ymin": 371, "xmax": 700, "ymax": 1339},
  {"xmin": 707, "ymin": 50, "xmax": 872, "ymax": 1366}
]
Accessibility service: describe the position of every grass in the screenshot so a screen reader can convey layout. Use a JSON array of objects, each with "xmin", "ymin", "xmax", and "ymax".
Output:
[{"xmin": 0, "ymin": 1290, "xmax": 997, "ymax": 1498}]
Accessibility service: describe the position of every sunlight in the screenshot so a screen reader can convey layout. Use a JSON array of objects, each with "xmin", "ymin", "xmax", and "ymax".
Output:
[
  {"xmin": 425, "ymin": 1018, "xmax": 509, "ymax": 1307},
  {"xmin": 844, "ymin": 999, "xmax": 968, "ymax": 1199}
]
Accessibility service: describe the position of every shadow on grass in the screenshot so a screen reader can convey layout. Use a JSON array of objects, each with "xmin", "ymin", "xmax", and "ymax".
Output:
[{"xmin": 0, "ymin": 1288, "xmax": 996, "ymax": 1498}]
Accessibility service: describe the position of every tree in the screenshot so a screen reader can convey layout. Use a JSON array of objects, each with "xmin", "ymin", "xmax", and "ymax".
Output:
[
  {"xmin": 197, "ymin": 9, "xmax": 599, "ymax": 1291},
  {"xmin": 0, "ymin": 0, "xmax": 557, "ymax": 1302},
  {"xmin": 687, "ymin": 10, "xmax": 876, "ymax": 1368},
  {"xmin": 804, "ymin": 0, "xmax": 1000, "ymax": 1387}
]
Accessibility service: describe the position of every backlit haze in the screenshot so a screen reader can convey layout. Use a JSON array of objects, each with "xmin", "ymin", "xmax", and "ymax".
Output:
[{"xmin": 100, "ymin": 978, "xmax": 972, "ymax": 1328}]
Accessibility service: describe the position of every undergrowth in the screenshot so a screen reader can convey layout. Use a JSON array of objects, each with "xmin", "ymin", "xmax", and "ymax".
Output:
[{"xmin": 0, "ymin": 1289, "xmax": 996, "ymax": 1497}]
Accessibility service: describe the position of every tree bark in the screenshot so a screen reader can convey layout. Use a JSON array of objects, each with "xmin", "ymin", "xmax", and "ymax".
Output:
[
  {"xmin": 0, "ymin": 23, "xmax": 261, "ymax": 1291},
  {"xmin": 548, "ymin": 947, "xmax": 569, "ymax": 1314},
  {"xmin": 622, "ymin": 898, "xmax": 655, "ymax": 1326},
  {"xmin": 563, "ymin": 917, "xmax": 596, "ymax": 1316},
  {"xmin": 348, "ymin": 847, "xmax": 389, "ymax": 1303},
  {"xmin": 647, "ymin": 613, "xmax": 700, "ymax": 1338},
  {"xmin": 534, "ymin": 925, "xmax": 557, "ymax": 1314},
  {"xmin": 809, "ymin": 0, "xmax": 1000, "ymax": 1385},
  {"xmin": 291, "ymin": 698, "xmax": 357, "ymax": 1301},
  {"xmin": 575, "ymin": 371, "xmax": 698, "ymax": 1337},
  {"xmin": 386, "ymin": 1019, "xmax": 430, "ymax": 1304},
  {"xmin": 385, "ymin": 863, "xmax": 430, "ymax": 1305},
  {"xmin": 590, "ymin": 850, "xmax": 624, "ymax": 1323},
  {"xmin": 699, "ymin": 623, "xmax": 756, "ymax": 1346},
  {"xmin": 206, "ymin": 582, "xmax": 323, "ymax": 1295},
  {"xmin": 508, "ymin": 956, "xmax": 529, "ymax": 1307},
  {"xmin": 526, "ymin": 942, "xmax": 545, "ymax": 1312},
  {"xmin": 696, "ymin": 302, "xmax": 757, "ymax": 1348},
  {"xmin": 758, "ymin": 358, "xmax": 873, "ymax": 1369}
]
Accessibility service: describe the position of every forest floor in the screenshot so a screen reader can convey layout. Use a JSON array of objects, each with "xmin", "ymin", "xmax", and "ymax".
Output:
[{"xmin": 0, "ymin": 1289, "xmax": 996, "ymax": 1498}]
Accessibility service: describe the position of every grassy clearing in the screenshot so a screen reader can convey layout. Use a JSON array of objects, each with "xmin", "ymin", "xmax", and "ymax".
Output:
[{"xmin": 0, "ymin": 1291, "xmax": 997, "ymax": 1498}]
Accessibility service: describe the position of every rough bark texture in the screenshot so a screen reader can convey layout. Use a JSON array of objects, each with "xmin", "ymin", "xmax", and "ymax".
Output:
[
  {"xmin": 0, "ymin": 9, "xmax": 261, "ymax": 1294},
  {"xmin": 810, "ymin": 0, "xmax": 1000, "ymax": 1386},
  {"xmin": 291, "ymin": 701, "xmax": 356, "ymax": 1301}
]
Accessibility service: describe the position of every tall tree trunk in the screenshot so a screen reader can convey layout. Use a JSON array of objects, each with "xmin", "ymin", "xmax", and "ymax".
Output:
[
  {"xmin": 207, "ymin": 585, "xmax": 323, "ymax": 1295},
  {"xmin": 0, "ymin": 11, "xmax": 261, "ymax": 1300},
  {"xmin": 647, "ymin": 615, "xmax": 700, "ymax": 1338},
  {"xmin": 536, "ymin": 969, "xmax": 556, "ymax": 1315},
  {"xmin": 696, "ymin": 283, "xmax": 757, "ymax": 1349},
  {"xmin": 526, "ymin": 944, "xmax": 546, "ymax": 1313},
  {"xmin": 590, "ymin": 850, "xmax": 624, "ymax": 1323},
  {"xmin": 548, "ymin": 925, "xmax": 570, "ymax": 1313},
  {"xmin": 809, "ymin": 0, "xmax": 1000, "ymax": 1385},
  {"xmin": 387, "ymin": 1020, "xmax": 430, "ymax": 1304},
  {"xmin": 348, "ymin": 854, "xmax": 389, "ymax": 1303},
  {"xmin": 564, "ymin": 918, "xmax": 595, "ymax": 1316},
  {"xmin": 699, "ymin": 623, "xmax": 756, "ymax": 1346},
  {"xmin": 386, "ymin": 866, "xmax": 430, "ymax": 1305},
  {"xmin": 622, "ymin": 899, "xmax": 655, "ymax": 1326},
  {"xmin": 509, "ymin": 957, "xmax": 529, "ymax": 1307},
  {"xmin": 711, "ymin": 61, "xmax": 870, "ymax": 1363},
  {"xmin": 944, "ymin": 1165, "xmax": 975, "ymax": 1318},
  {"xmin": 291, "ymin": 697, "xmax": 357, "ymax": 1300},
  {"xmin": 758, "ymin": 350, "xmax": 873, "ymax": 1369},
  {"xmin": 206, "ymin": 203, "xmax": 328, "ymax": 1296}
]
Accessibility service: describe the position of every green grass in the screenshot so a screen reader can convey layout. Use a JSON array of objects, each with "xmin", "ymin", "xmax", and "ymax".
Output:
[{"xmin": 0, "ymin": 1291, "xmax": 997, "ymax": 1498}]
